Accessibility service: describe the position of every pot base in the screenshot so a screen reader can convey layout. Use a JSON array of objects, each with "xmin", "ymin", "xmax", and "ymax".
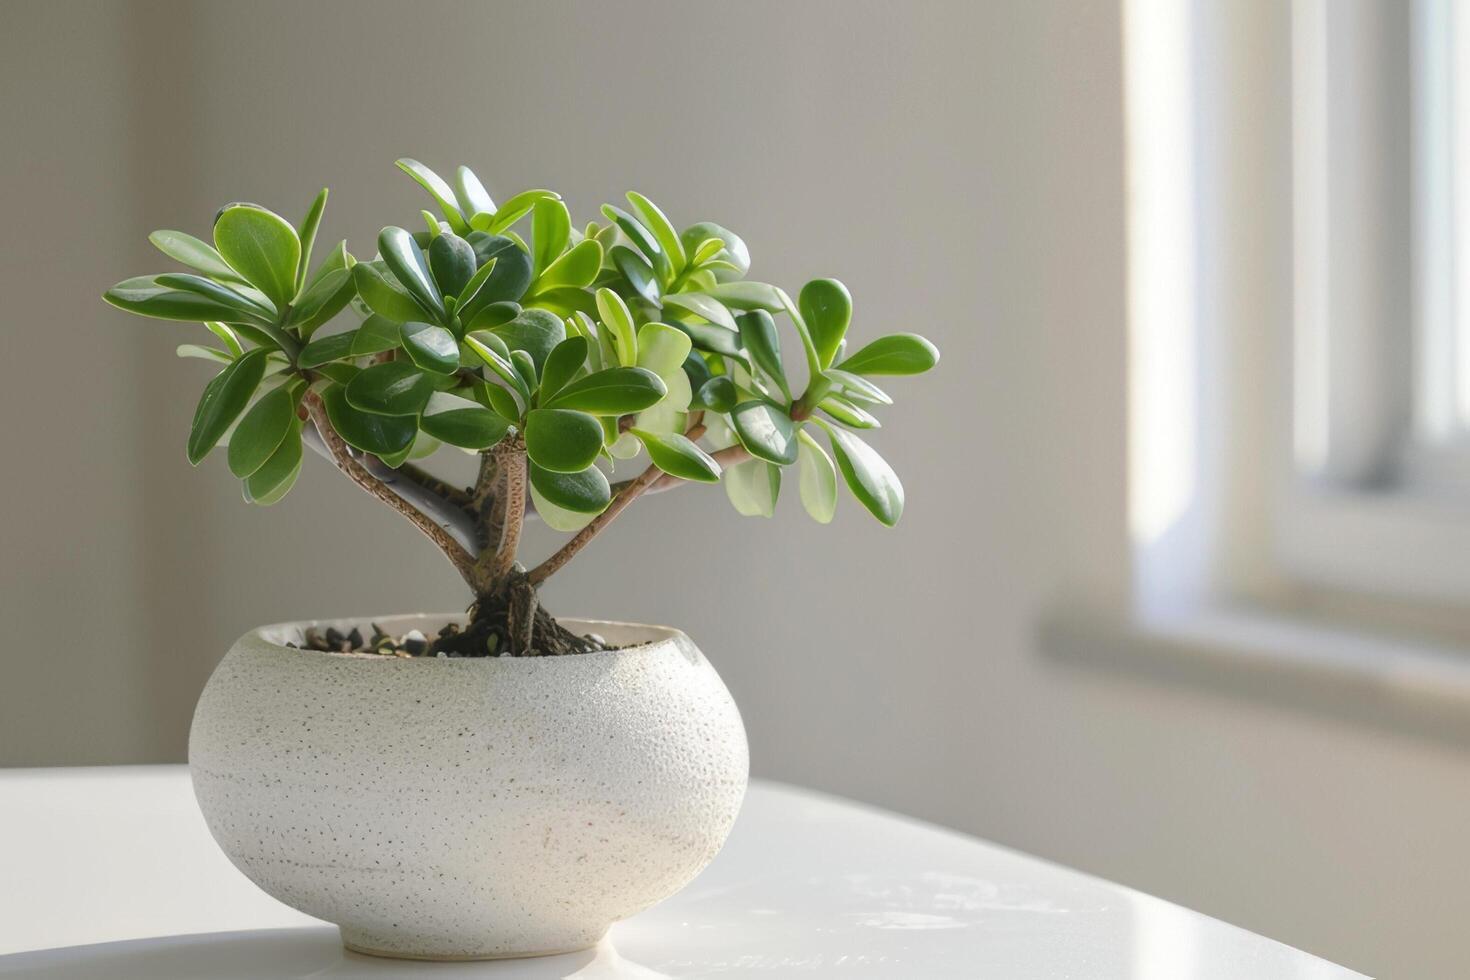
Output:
[{"xmin": 341, "ymin": 927, "xmax": 606, "ymax": 962}]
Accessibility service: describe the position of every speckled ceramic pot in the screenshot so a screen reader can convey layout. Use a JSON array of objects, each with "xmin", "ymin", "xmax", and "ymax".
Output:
[{"xmin": 187, "ymin": 614, "xmax": 749, "ymax": 961}]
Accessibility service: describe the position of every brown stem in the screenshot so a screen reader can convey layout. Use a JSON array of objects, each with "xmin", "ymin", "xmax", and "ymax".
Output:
[
  {"xmin": 304, "ymin": 392, "xmax": 477, "ymax": 584},
  {"xmin": 476, "ymin": 439, "xmax": 526, "ymax": 589},
  {"xmin": 527, "ymin": 420, "xmax": 710, "ymax": 587}
]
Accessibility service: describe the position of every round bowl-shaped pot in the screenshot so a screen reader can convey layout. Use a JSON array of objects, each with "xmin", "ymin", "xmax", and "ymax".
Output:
[{"xmin": 188, "ymin": 614, "xmax": 749, "ymax": 961}]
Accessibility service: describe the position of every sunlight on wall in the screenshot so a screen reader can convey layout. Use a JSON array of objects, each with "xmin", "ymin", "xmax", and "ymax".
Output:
[{"xmin": 1124, "ymin": 0, "xmax": 1197, "ymax": 550}]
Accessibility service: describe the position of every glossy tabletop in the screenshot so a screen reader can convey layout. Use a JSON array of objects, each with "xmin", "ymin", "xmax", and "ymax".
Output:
[{"xmin": 0, "ymin": 766, "xmax": 1362, "ymax": 979}]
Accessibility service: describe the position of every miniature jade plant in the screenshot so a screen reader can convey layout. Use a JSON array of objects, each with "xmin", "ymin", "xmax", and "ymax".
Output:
[{"xmin": 105, "ymin": 160, "xmax": 939, "ymax": 656}]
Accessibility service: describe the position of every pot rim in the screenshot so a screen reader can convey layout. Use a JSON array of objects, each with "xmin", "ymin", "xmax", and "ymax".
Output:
[{"xmin": 244, "ymin": 613, "xmax": 689, "ymax": 663}]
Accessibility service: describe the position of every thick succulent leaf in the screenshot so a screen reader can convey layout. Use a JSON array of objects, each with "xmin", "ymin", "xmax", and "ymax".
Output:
[
  {"xmin": 633, "ymin": 370, "xmax": 691, "ymax": 435},
  {"xmin": 667, "ymin": 317, "xmax": 746, "ymax": 361},
  {"xmin": 149, "ymin": 230, "xmax": 248, "ymax": 284},
  {"xmin": 488, "ymin": 308, "xmax": 565, "ymax": 372},
  {"xmin": 679, "ymin": 221, "xmax": 749, "ymax": 281},
  {"xmin": 427, "ymin": 232, "xmax": 477, "ymax": 298},
  {"xmin": 525, "ymin": 408, "xmax": 604, "ymax": 473},
  {"xmin": 243, "ymin": 418, "xmax": 302, "ymax": 505},
  {"xmin": 796, "ymin": 428, "xmax": 837, "ymax": 523},
  {"xmin": 477, "ymin": 189, "xmax": 561, "ymax": 235},
  {"xmin": 836, "ymin": 333, "xmax": 940, "ymax": 376},
  {"xmin": 530, "ymin": 481, "xmax": 599, "ymax": 532},
  {"xmin": 600, "ymin": 204, "xmax": 668, "ymax": 280},
  {"xmin": 529, "ymin": 461, "xmax": 611, "ymax": 515},
  {"xmin": 290, "ymin": 268, "xmax": 355, "ymax": 337},
  {"xmin": 724, "ymin": 458, "xmax": 780, "ymax": 517},
  {"xmin": 799, "ymin": 278, "xmax": 852, "ymax": 369},
  {"xmin": 525, "ymin": 286, "xmax": 598, "ymax": 318},
  {"xmin": 539, "ymin": 336, "xmax": 589, "ymax": 401},
  {"xmin": 626, "ymin": 191, "xmax": 686, "ymax": 278},
  {"xmin": 454, "ymin": 165, "xmax": 495, "ymax": 219},
  {"xmin": 462, "ymin": 233, "xmax": 533, "ymax": 311},
  {"xmin": 635, "ymin": 322, "xmax": 693, "ymax": 383},
  {"xmin": 692, "ymin": 375, "xmax": 738, "ymax": 412},
  {"xmin": 104, "ymin": 277, "xmax": 266, "ymax": 325},
  {"xmin": 820, "ymin": 394, "xmax": 881, "ymax": 429},
  {"xmin": 213, "ymin": 204, "xmax": 301, "ymax": 310},
  {"xmin": 378, "ymin": 226, "xmax": 445, "ymax": 321},
  {"xmin": 153, "ymin": 273, "xmax": 276, "ymax": 321},
  {"xmin": 352, "ymin": 315, "xmax": 402, "ymax": 355},
  {"xmin": 706, "ymin": 280, "xmax": 784, "ymax": 312},
  {"xmin": 632, "ymin": 428, "xmax": 721, "ymax": 483},
  {"xmin": 611, "ymin": 245, "xmax": 660, "ymax": 303},
  {"xmin": 395, "ymin": 158, "xmax": 468, "ymax": 233},
  {"xmin": 205, "ymin": 321, "xmax": 244, "ymax": 356},
  {"xmin": 455, "ymin": 256, "xmax": 499, "ymax": 311},
  {"xmin": 187, "ymin": 348, "xmax": 268, "ymax": 465},
  {"xmin": 352, "ymin": 263, "xmax": 423, "ymax": 323},
  {"xmin": 481, "ymin": 381, "xmax": 523, "ymax": 422},
  {"xmin": 825, "ymin": 368, "xmax": 893, "ymax": 405},
  {"xmin": 227, "ymin": 384, "xmax": 297, "ymax": 478},
  {"xmin": 295, "ymin": 188, "xmax": 328, "ymax": 292},
  {"xmin": 594, "ymin": 288, "xmax": 638, "ymax": 366},
  {"xmin": 297, "ymin": 329, "xmax": 357, "ymax": 369},
  {"xmin": 543, "ymin": 366, "xmax": 666, "ymax": 414},
  {"xmin": 463, "ymin": 333, "xmax": 526, "ymax": 396},
  {"xmin": 465, "ymin": 300, "xmax": 523, "ymax": 331},
  {"xmin": 737, "ymin": 310, "xmax": 788, "ymax": 397},
  {"xmin": 662, "ymin": 292, "xmax": 737, "ymax": 331},
  {"xmin": 401, "ymin": 321, "xmax": 460, "ymax": 375},
  {"xmin": 531, "ymin": 197, "xmax": 571, "ymax": 277},
  {"xmin": 176, "ymin": 344, "xmax": 232, "ymax": 365},
  {"xmin": 322, "ymin": 383, "xmax": 417, "ymax": 456},
  {"xmin": 420, "ymin": 390, "xmax": 509, "ymax": 450},
  {"xmin": 730, "ymin": 400, "xmax": 799, "ymax": 465},
  {"xmin": 345, "ymin": 360, "xmax": 434, "ymax": 416},
  {"xmin": 823, "ymin": 423, "xmax": 904, "ymax": 526},
  {"xmin": 535, "ymin": 239, "xmax": 603, "ymax": 290}
]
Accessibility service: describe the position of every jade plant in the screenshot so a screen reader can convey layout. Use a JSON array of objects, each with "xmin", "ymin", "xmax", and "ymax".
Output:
[{"xmin": 105, "ymin": 159, "xmax": 939, "ymax": 656}]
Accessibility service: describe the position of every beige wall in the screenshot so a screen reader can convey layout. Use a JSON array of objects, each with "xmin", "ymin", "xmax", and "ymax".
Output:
[{"xmin": 3, "ymin": 2, "xmax": 1468, "ymax": 976}]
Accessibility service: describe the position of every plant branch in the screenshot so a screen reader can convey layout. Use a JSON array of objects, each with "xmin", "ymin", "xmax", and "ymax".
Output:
[
  {"xmin": 527, "ymin": 420, "xmax": 709, "ymax": 588},
  {"xmin": 615, "ymin": 444, "xmax": 753, "ymax": 496},
  {"xmin": 303, "ymin": 392, "xmax": 478, "ymax": 584},
  {"xmin": 475, "ymin": 439, "xmax": 526, "ymax": 590}
]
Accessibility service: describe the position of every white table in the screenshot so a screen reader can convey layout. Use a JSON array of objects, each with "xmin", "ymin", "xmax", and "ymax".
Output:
[{"xmin": 0, "ymin": 766, "xmax": 1361, "ymax": 979}]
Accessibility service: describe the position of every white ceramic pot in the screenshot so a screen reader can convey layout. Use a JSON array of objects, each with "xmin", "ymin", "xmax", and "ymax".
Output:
[{"xmin": 188, "ymin": 614, "xmax": 749, "ymax": 961}]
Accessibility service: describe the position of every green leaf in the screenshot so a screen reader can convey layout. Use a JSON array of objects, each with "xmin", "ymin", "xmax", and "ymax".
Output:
[
  {"xmin": 531, "ymin": 197, "xmax": 571, "ymax": 277},
  {"xmin": 536, "ymin": 239, "xmax": 603, "ymax": 290},
  {"xmin": 153, "ymin": 273, "xmax": 276, "ymax": 320},
  {"xmin": 322, "ymin": 383, "xmax": 417, "ymax": 456},
  {"xmin": 345, "ymin": 360, "xmax": 434, "ymax": 416},
  {"xmin": 526, "ymin": 286, "xmax": 598, "ymax": 318},
  {"xmin": 396, "ymin": 158, "xmax": 468, "ymax": 234},
  {"xmin": 692, "ymin": 376, "xmax": 737, "ymax": 412},
  {"xmin": 540, "ymin": 336, "xmax": 588, "ymax": 401},
  {"xmin": 595, "ymin": 288, "xmax": 638, "ymax": 366},
  {"xmin": 825, "ymin": 368, "xmax": 892, "ymax": 405},
  {"xmin": 822, "ymin": 423, "xmax": 904, "ymax": 526},
  {"xmin": 104, "ymin": 277, "xmax": 265, "ymax": 325},
  {"xmin": 530, "ymin": 461, "xmax": 611, "ymax": 515},
  {"xmin": 511, "ymin": 350, "xmax": 538, "ymax": 392},
  {"xmin": 465, "ymin": 299, "xmax": 522, "ymax": 331},
  {"xmin": 543, "ymin": 366, "xmax": 666, "ymax": 414},
  {"xmin": 525, "ymin": 408, "xmax": 604, "ymax": 472},
  {"xmin": 454, "ymin": 165, "xmax": 495, "ymax": 219},
  {"xmin": 626, "ymin": 191, "xmax": 686, "ymax": 277},
  {"xmin": 352, "ymin": 263, "xmax": 423, "ymax": 323},
  {"xmin": 462, "ymin": 233, "xmax": 532, "ymax": 310},
  {"xmin": 228, "ymin": 384, "xmax": 297, "ymax": 478},
  {"xmin": 491, "ymin": 308, "xmax": 565, "ymax": 372},
  {"xmin": 401, "ymin": 321, "xmax": 461, "ymax": 375},
  {"xmin": 478, "ymin": 188, "xmax": 561, "ymax": 235},
  {"xmin": 796, "ymin": 428, "xmax": 837, "ymax": 523},
  {"xmin": 601, "ymin": 204, "xmax": 668, "ymax": 281},
  {"xmin": 352, "ymin": 315, "xmax": 402, "ymax": 355},
  {"xmin": 288, "ymin": 267, "xmax": 353, "ymax": 334},
  {"xmin": 662, "ymin": 292, "xmax": 737, "ymax": 331},
  {"xmin": 635, "ymin": 322, "xmax": 693, "ymax": 383},
  {"xmin": 482, "ymin": 381, "xmax": 523, "ymax": 422},
  {"xmin": 724, "ymin": 458, "xmax": 780, "ymax": 517},
  {"xmin": 705, "ymin": 280, "xmax": 784, "ymax": 312},
  {"xmin": 530, "ymin": 480, "xmax": 598, "ymax": 532},
  {"xmin": 187, "ymin": 348, "xmax": 268, "ymax": 465},
  {"xmin": 244, "ymin": 418, "xmax": 302, "ymax": 505},
  {"xmin": 820, "ymin": 394, "xmax": 880, "ymax": 429},
  {"xmin": 297, "ymin": 329, "xmax": 358, "ymax": 369},
  {"xmin": 456, "ymin": 256, "xmax": 498, "ymax": 309},
  {"xmin": 799, "ymin": 278, "xmax": 852, "ymax": 369},
  {"xmin": 213, "ymin": 204, "xmax": 301, "ymax": 311},
  {"xmin": 836, "ymin": 333, "xmax": 940, "ymax": 376},
  {"xmin": 296, "ymin": 188, "xmax": 328, "ymax": 293},
  {"xmin": 149, "ymin": 230, "xmax": 248, "ymax": 285},
  {"xmin": 176, "ymin": 344, "xmax": 232, "ymax": 365},
  {"xmin": 464, "ymin": 333, "xmax": 526, "ymax": 395},
  {"xmin": 206, "ymin": 321, "xmax": 244, "ymax": 356},
  {"xmin": 680, "ymin": 221, "xmax": 749, "ymax": 281},
  {"xmin": 730, "ymin": 400, "xmax": 798, "ymax": 464},
  {"xmin": 378, "ymin": 226, "xmax": 445, "ymax": 322},
  {"xmin": 737, "ymin": 310, "xmax": 788, "ymax": 397},
  {"xmin": 668, "ymin": 318, "xmax": 746, "ymax": 361},
  {"xmin": 427, "ymin": 232, "xmax": 477, "ymax": 298},
  {"xmin": 632, "ymin": 428, "xmax": 720, "ymax": 482},
  {"xmin": 611, "ymin": 245, "xmax": 660, "ymax": 304},
  {"xmin": 420, "ymin": 390, "xmax": 509, "ymax": 450}
]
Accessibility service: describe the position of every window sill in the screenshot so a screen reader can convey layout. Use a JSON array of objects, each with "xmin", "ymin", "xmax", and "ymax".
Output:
[{"xmin": 1039, "ymin": 603, "xmax": 1470, "ymax": 744}]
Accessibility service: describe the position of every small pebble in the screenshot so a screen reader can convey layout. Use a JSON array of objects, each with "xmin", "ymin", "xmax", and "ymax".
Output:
[{"xmin": 346, "ymin": 627, "xmax": 364, "ymax": 650}]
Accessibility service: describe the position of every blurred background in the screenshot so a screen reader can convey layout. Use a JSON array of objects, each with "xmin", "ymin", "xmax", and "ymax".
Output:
[{"xmin": 4, "ymin": 1, "xmax": 1469, "ymax": 976}]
